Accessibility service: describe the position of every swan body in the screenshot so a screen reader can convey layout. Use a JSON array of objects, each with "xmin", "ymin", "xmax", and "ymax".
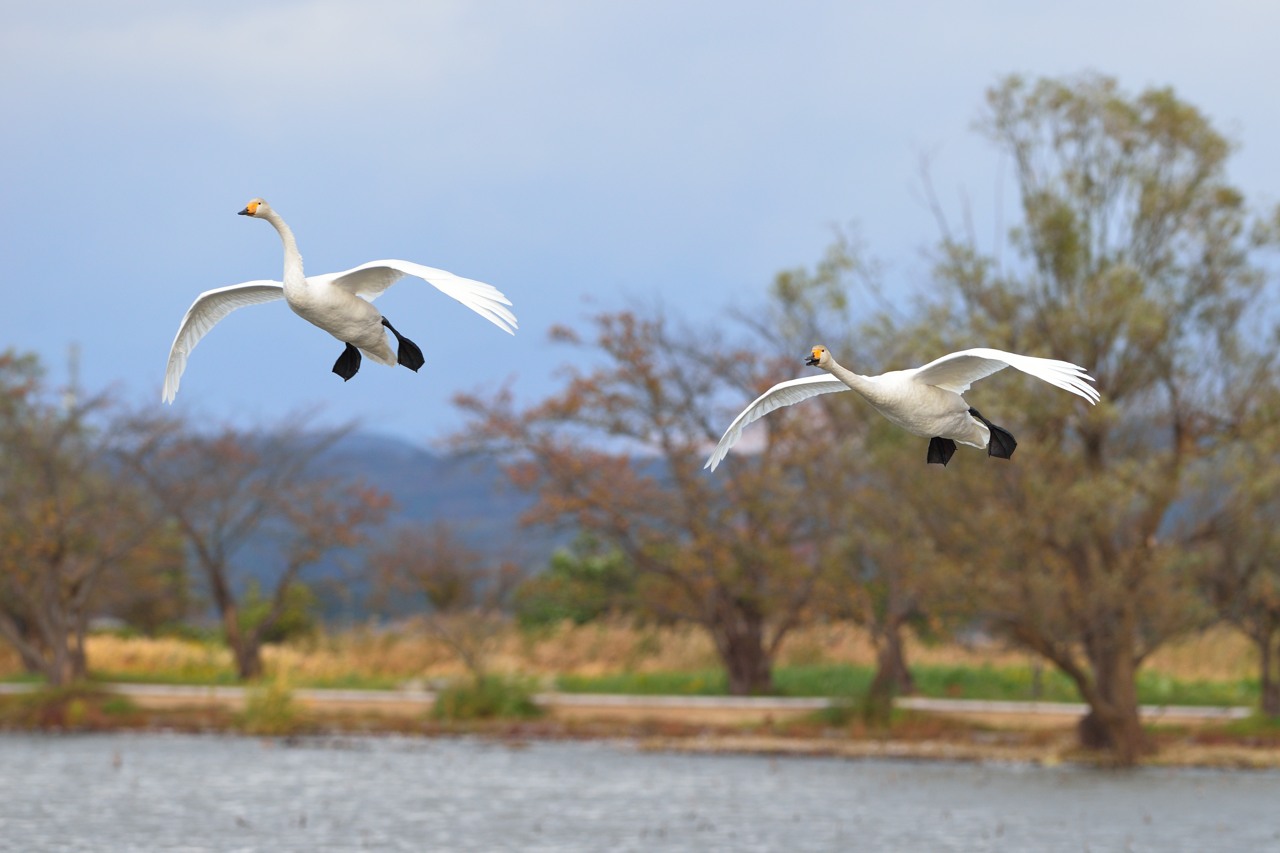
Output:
[
  {"xmin": 162, "ymin": 198, "xmax": 517, "ymax": 403},
  {"xmin": 705, "ymin": 345, "xmax": 1099, "ymax": 471}
]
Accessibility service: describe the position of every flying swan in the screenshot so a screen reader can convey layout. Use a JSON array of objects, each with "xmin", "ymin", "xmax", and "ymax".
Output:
[
  {"xmin": 705, "ymin": 345, "xmax": 1099, "ymax": 471},
  {"xmin": 162, "ymin": 198, "xmax": 517, "ymax": 403}
]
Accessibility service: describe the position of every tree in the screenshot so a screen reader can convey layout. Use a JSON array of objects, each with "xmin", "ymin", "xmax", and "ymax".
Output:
[
  {"xmin": 753, "ymin": 232, "xmax": 971, "ymax": 716},
  {"xmin": 455, "ymin": 309, "xmax": 836, "ymax": 695},
  {"xmin": 0, "ymin": 352, "xmax": 170, "ymax": 684},
  {"xmin": 514, "ymin": 532, "xmax": 638, "ymax": 628},
  {"xmin": 1190, "ymin": 376, "xmax": 1280, "ymax": 716},
  {"xmin": 915, "ymin": 73, "xmax": 1274, "ymax": 763},
  {"xmin": 123, "ymin": 416, "xmax": 390, "ymax": 679},
  {"xmin": 90, "ymin": 522, "xmax": 189, "ymax": 635},
  {"xmin": 368, "ymin": 522, "xmax": 521, "ymax": 683}
]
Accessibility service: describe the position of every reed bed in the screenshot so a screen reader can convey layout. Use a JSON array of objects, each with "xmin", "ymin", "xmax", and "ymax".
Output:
[{"xmin": 12, "ymin": 620, "xmax": 1248, "ymax": 693}]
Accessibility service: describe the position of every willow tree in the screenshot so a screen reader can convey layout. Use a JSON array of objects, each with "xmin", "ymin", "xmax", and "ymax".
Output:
[
  {"xmin": 1191, "ymin": 370, "xmax": 1280, "ymax": 716},
  {"xmin": 918, "ymin": 74, "xmax": 1273, "ymax": 764}
]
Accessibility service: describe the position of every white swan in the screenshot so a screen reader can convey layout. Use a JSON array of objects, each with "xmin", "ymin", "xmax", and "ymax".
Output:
[
  {"xmin": 705, "ymin": 345, "xmax": 1099, "ymax": 470},
  {"xmin": 162, "ymin": 198, "xmax": 517, "ymax": 403}
]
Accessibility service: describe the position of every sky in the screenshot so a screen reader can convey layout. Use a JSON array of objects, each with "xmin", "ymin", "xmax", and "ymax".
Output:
[{"xmin": 4, "ymin": 1, "xmax": 1280, "ymax": 447}]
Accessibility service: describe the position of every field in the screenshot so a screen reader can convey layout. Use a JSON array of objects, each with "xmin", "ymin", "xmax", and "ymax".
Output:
[{"xmin": 0, "ymin": 619, "xmax": 1261, "ymax": 707}]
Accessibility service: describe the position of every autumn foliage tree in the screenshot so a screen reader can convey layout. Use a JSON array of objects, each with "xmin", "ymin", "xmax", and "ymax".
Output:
[
  {"xmin": 0, "ymin": 352, "xmax": 173, "ymax": 685},
  {"xmin": 752, "ymin": 234, "xmax": 966, "ymax": 715},
  {"xmin": 455, "ymin": 311, "xmax": 838, "ymax": 695},
  {"xmin": 123, "ymin": 416, "xmax": 390, "ymax": 680}
]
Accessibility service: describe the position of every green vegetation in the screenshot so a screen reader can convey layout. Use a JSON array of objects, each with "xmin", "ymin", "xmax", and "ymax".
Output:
[
  {"xmin": 556, "ymin": 664, "xmax": 1261, "ymax": 708},
  {"xmin": 238, "ymin": 580, "xmax": 319, "ymax": 645},
  {"xmin": 431, "ymin": 676, "xmax": 543, "ymax": 721},
  {"xmin": 238, "ymin": 678, "xmax": 303, "ymax": 736},
  {"xmin": 0, "ymin": 684, "xmax": 139, "ymax": 729},
  {"xmin": 1214, "ymin": 713, "xmax": 1280, "ymax": 739},
  {"xmin": 515, "ymin": 534, "xmax": 638, "ymax": 628}
]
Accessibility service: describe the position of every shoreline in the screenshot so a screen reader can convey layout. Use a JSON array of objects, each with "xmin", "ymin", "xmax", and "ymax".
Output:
[{"xmin": 3, "ymin": 681, "xmax": 1278, "ymax": 771}]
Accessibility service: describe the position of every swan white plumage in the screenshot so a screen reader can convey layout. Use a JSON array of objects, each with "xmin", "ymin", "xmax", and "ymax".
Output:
[
  {"xmin": 162, "ymin": 198, "xmax": 517, "ymax": 403},
  {"xmin": 705, "ymin": 345, "xmax": 1099, "ymax": 471}
]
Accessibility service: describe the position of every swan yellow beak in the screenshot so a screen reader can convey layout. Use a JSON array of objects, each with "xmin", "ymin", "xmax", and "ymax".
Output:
[
  {"xmin": 238, "ymin": 201, "xmax": 259, "ymax": 216},
  {"xmin": 805, "ymin": 347, "xmax": 822, "ymax": 367}
]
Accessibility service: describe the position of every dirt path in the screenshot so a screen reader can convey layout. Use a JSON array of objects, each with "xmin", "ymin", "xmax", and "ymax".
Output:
[{"xmin": 7, "ymin": 683, "xmax": 1246, "ymax": 728}]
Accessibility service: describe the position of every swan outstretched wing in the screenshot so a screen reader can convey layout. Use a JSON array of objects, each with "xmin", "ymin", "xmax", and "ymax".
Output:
[
  {"xmin": 705, "ymin": 375, "xmax": 851, "ymax": 472},
  {"xmin": 319, "ymin": 259, "xmax": 518, "ymax": 335},
  {"xmin": 910, "ymin": 347, "xmax": 1099, "ymax": 404},
  {"xmin": 162, "ymin": 281, "xmax": 285, "ymax": 403}
]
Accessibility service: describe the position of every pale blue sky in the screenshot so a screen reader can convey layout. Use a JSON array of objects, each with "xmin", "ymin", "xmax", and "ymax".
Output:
[{"xmin": 4, "ymin": 1, "xmax": 1279, "ymax": 444}]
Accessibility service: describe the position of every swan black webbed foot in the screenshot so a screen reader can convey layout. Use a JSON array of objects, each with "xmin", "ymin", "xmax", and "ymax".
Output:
[
  {"xmin": 927, "ymin": 436, "xmax": 957, "ymax": 466},
  {"xmin": 333, "ymin": 343, "xmax": 362, "ymax": 381},
  {"xmin": 381, "ymin": 317, "xmax": 425, "ymax": 372},
  {"xmin": 969, "ymin": 407, "xmax": 1017, "ymax": 460}
]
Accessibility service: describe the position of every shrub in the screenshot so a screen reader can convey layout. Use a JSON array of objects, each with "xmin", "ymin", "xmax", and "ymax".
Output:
[
  {"xmin": 239, "ymin": 677, "xmax": 303, "ymax": 735},
  {"xmin": 0, "ymin": 684, "xmax": 136, "ymax": 729},
  {"xmin": 431, "ymin": 676, "xmax": 542, "ymax": 721}
]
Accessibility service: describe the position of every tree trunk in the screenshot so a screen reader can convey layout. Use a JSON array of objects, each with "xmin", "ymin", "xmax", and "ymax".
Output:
[
  {"xmin": 232, "ymin": 639, "xmax": 264, "ymax": 681},
  {"xmin": 1259, "ymin": 627, "xmax": 1280, "ymax": 718},
  {"xmin": 1077, "ymin": 636, "xmax": 1151, "ymax": 766},
  {"xmin": 872, "ymin": 620, "xmax": 916, "ymax": 696},
  {"xmin": 863, "ymin": 621, "xmax": 915, "ymax": 726},
  {"xmin": 723, "ymin": 639, "xmax": 773, "ymax": 695},
  {"xmin": 220, "ymin": 601, "xmax": 263, "ymax": 681},
  {"xmin": 713, "ymin": 615, "xmax": 774, "ymax": 695},
  {"xmin": 44, "ymin": 641, "xmax": 77, "ymax": 688}
]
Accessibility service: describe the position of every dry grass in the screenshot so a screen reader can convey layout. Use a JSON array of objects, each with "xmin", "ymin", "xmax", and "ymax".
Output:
[
  {"xmin": 1143, "ymin": 627, "xmax": 1256, "ymax": 682},
  {"xmin": 0, "ymin": 620, "xmax": 1258, "ymax": 689}
]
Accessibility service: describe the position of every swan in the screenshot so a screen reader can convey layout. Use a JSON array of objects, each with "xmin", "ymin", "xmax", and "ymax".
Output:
[
  {"xmin": 162, "ymin": 198, "xmax": 517, "ymax": 403},
  {"xmin": 705, "ymin": 345, "xmax": 1099, "ymax": 471}
]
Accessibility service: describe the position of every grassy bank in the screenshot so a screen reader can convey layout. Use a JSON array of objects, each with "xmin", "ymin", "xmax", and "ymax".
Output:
[
  {"xmin": 555, "ymin": 663, "xmax": 1259, "ymax": 707},
  {"xmin": 0, "ymin": 620, "xmax": 1263, "ymax": 709},
  {"xmin": 0, "ymin": 622, "xmax": 1275, "ymax": 769}
]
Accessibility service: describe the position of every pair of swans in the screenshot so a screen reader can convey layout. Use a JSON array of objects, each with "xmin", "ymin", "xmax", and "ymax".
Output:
[{"xmin": 164, "ymin": 198, "xmax": 1098, "ymax": 466}]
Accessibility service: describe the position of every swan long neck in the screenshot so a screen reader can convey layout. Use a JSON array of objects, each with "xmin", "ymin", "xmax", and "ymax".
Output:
[
  {"xmin": 262, "ymin": 208, "xmax": 305, "ymax": 287},
  {"xmin": 824, "ymin": 356, "xmax": 877, "ymax": 400}
]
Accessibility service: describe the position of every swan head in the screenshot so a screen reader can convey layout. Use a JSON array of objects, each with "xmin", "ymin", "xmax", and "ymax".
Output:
[
  {"xmin": 238, "ymin": 198, "xmax": 270, "ymax": 218},
  {"xmin": 805, "ymin": 345, "xmax": 832, "ymax": 368}
]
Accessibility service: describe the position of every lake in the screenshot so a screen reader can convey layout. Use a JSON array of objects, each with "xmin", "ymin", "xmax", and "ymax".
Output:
[{"xmin": 0, "ymin": 733, "xmax": 1277, "ymax": 851}]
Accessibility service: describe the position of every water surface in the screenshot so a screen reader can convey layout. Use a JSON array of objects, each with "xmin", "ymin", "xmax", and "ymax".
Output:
[{"xmin": 0, "ymin": 733, "xmax": 1277, "ymax": 851}]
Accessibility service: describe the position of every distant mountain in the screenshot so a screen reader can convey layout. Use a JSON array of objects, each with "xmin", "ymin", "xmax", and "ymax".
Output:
[
  {"xmin": 322, "ymin": 431, "xmax": 561, "ymax": 559},
  {"xmin": 228, "ymin": 431, "xmax": 568, "ymax": 620}
]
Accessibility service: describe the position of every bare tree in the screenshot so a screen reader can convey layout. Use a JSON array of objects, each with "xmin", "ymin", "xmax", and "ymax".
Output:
[
  {"xmin": 122, "ymin": 415, "xmax": 390, "ymax": 679},
  {"xmin": 368, "ymin": 522, "xmax": 521, "ymax": 684}
]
